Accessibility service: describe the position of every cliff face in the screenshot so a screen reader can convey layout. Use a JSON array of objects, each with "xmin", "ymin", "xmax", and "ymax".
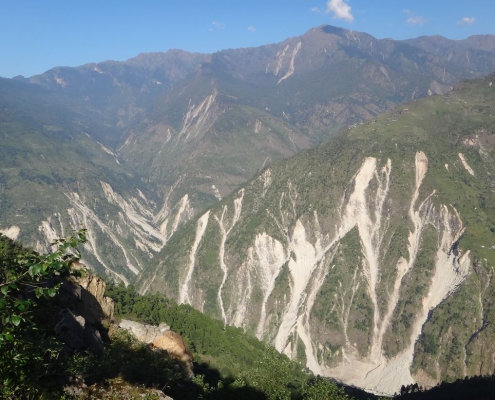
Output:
[
  {"xmin": 73, "ymin": 274, "xmax": 115, "ymax": 323},
  {"xmin": 138, "ymin": 75, "xmax": 495, "ymax": 395},
  {"xmin": 55, "ymin": 269, "xmax": 115, "ymax": 353}
]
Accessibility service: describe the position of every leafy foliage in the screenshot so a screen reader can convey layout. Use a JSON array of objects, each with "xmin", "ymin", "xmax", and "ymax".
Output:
[{"xmin": 0, "ymin": 229, "xmax": 87, "ymax": 398}]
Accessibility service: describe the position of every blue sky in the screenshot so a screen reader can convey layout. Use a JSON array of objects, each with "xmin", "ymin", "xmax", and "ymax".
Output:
[{"xmin": 1, "ymin": 0, "xmax": 494, "ymax": 78}]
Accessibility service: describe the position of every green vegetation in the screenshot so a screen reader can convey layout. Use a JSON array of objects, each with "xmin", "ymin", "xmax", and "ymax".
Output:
[
  {"xmin": 0, "ymin": 230, "xmax": 87, "ymax": 398},
  {"xmin": 106, "ymin": 281, "xmax": 351, "ymax": 399},
  {"xmin": 3, "ymin": 34, "xmax": 495, "ymax": 398},
  {"xmin": 0, "ymin": 231, "xmax": 353, "ymax": 399},
  {"xmin": 139, "ymin": 72, "xmax": 495, "ymax": 388}
]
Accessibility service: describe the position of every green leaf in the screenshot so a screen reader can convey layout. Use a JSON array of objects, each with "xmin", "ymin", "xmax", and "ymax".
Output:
[
  {"xmin": 34, "ymin": 287, "xmax": 44, "ymax": 299},
  {"xmin": 10, "ymin": 315, "xmax": 21, "ymax": 326},
  {"xmin": 28, "ymin": 264, "xmax": 42, "ymax": 277},
  {"xmin": 15, "ymin": 300, "xmax": 29, "ymax": 311},
  {"xmin": 0, "ymin": 285, "xmax": 8, "ymax": 295}
]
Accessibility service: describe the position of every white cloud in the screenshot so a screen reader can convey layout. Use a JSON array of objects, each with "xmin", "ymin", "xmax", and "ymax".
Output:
[
  {"xmin": 310, "ymin": 7, "xmax": 321, "ymax": 13},
  {"xmin": 210, "ymin": 20, "xmax": 225, "ymax": 31},
  {"xmin": 407, "ymin": 16, "xmax": 425, "ymax": 26},
  {"xmin": 247, "ymin": 25, "xmax": 256, "ymax": 33},
  {"xmin": 457, "ymin": 17, "xmax": 476, "ymax": 26},
  {"xmin": 325, "ymin": 0, "xmax": 354, "ymax": 22},
  {"xmin": 404, "ymin": 9, "xmax": 425, "ymax": 27}
]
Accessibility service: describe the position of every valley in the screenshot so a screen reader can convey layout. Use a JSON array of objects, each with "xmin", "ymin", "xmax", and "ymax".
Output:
[
  {"xmin": 138, "ymin": 73, "xmax": 495, "ymax": 394},
  {"xmin": 1, "ymin": 24, "xmax": 495, "ymax": 396}
]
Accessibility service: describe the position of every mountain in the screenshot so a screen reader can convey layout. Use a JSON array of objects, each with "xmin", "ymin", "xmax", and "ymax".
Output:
[
  {"xmin": 0, "ymin": 77, "xmax": 189, "ymax": 283},
  {"xmin": 0, "ymin": 232, "xmax": 352, "ymax": 400},
  {"xmin": 137, "ymin": 73, "xmax": 495, "ymax": 395},
  {"xmin": 2, "ymin": 25, "xmax": 495, "ymax": 285},
  {"xmin": 15, "ymin": 50, "xmax": 207, "ymax": 148},
  {"xmin": 119, "ymin": 26, "xmax": 495, "ymax": 211},
  {"xmin": 404, "ymin": 34, "xmax": 495, "ymax": 78}
]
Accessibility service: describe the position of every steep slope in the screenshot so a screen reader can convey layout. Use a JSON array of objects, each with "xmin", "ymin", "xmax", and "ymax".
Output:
[
  {"xmin": 121, "ymin": 25, "xmax": 495, "ymax": 212},
  {"xmin": 18, "ymin": 50, "xmax": 207, "ymax": 147},
  {"xmin": 3, "ymin": 25, "xmax": 495, "ymax": 284},
  {"xmin": 405, "ymin": 34, "xmax": 495, "ymax": 79},
  {"xmin": 0, "ymin": 78, "xmax": 189, "ymax": 282},
  {"xmin": 139, "ymin": 73, "xmax": 495, "ymax": 395}
]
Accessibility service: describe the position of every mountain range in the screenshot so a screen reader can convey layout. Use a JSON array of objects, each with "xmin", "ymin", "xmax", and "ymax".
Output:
[
  {"xmin": 138, "ymin": 71, "xmax": 495, "ymax": 395},
  {"xmin": 2, "ymin": 25, "xmax": 495, "ymax": 394}
]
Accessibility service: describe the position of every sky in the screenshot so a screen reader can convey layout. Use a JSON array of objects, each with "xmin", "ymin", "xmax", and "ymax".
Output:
[{"xmin": 1, "ymin": 0, "xmax": 494, "ymax": 78}]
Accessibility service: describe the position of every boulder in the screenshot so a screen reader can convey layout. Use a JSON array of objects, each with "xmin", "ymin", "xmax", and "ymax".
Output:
[
  {"xmin": 55, "ymin": 309, "xmax": 103, "ymax": 354},
  {"xmin": 118, "ymin": 319, "xmax": 193, "ymax": 378},
  {"xmin": 118, "ymin": 319, "xmax": 170, "ymax": 343},
  {"xmin": 153, "ymin": 330, "xmax": 194, "ymax": 378}
]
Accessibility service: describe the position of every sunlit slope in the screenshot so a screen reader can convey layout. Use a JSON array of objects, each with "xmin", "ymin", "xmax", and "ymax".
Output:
[
  {"xmin": 139, "ymin": 73, "xmax": 495, "ymax": 395},
  {"xmin": 120, "ymin": 26, "xmax": 495, "ymax": 215},
  {"xmin": 3, "ymin": 25, "xmax": 495, "ymax": 288},
  {"xmin": 0, "ymin": 78, "xmax": 189, "ymax": 282}
]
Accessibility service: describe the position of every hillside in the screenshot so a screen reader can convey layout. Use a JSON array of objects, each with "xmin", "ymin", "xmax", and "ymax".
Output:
[
  {"xmin": 118, "ymin": 26, "xmax": 495, "ymax": 210},
  {"xmin": 2, "ymin": 25, "xmax": 495, "ymax": 284},
  {"xmin": 138, "ymin": 73, "xmax": 495, "ymax": 395},
  {"xmin": 0, "ymin": 77, "xmax": 190, "ymax": 282},
  {"xmin": 0, "ymin": 232, "xmax": 352, "ymax": 400}
]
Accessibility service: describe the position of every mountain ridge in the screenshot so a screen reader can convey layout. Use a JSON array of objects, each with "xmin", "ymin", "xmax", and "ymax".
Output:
[
  {"xmin": 137, "ymin": 72, "xmax": 495, "ymax": 395},
  {"xmin": 2, "ymin": 24, "xmax": 495, "ymax": 313}
]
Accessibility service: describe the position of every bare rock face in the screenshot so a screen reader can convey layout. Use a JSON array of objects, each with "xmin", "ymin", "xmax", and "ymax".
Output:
[
  {"xmin": 50, "ymin": 269, "xmax": 115, "ymax": 355},
  {"xmin": 58, "ymin": 264, "xmax": 115, "ymax": 325},
  {"xmin": 118, "ymin": 319, "xmax": 170, "ymax": 343},
  {"xmin": 55, "ymin": 309, "xmax": 104, "ymax": 354},
  {"xmin": 118, "ymin": 319, "xmax": 193, "ymax": 377},
  {"xmin": 74, "ymin": 273, "xmax": 115, "ymax": 323},
  {"xmin": 153, "ymin": 331, "xmax": 194, "ymax": 378}
]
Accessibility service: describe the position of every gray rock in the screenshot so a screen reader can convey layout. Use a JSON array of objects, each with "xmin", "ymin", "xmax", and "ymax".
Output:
[
  {"xmin": 118, "ymin": 319, "xmax": 170, "ymax": 343},
  {"xmin": 55, "ymin": 309, "xmax": 103, "ymax": 354}
]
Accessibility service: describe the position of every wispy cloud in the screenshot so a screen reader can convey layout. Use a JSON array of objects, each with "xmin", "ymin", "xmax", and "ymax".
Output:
[
  {"xmin": 404, "ymin": 9, "xmax": 425, "ymax": 26},
  {"xmin": 325, "ymin": 0, "xmax": 354, "ymax": 22},
  {"xmin": 457, "ymin": 17, "xmax": 476, "ymax": 26},
  {"xmin": 310, "ymin": 7, "xmax": 321, "ymax": 13},
  {"xmin": 407, "ymin": 16, "xmax": 425, "ymax": 26},
  {"xmin": 247, "ymin": 25, "xmax": 256, "ymax": 33},
  {"xmin": 209, "ymin": 20, "xmax": 225, "ymax": 31}
]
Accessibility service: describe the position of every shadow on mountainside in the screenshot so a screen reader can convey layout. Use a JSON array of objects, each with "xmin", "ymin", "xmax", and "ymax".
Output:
[{"xmin": 393, "ymin": 375, "xmax": 495, "ymax": 400}]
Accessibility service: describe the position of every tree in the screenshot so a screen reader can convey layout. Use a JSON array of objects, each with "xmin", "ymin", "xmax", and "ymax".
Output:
[
  {"xmin": 303, "ymin": 376, "xmax": 349, "ymax": 400},
  {"xmin": 0, "ymin": 229, "xmax": 87, "ymax": 398}
]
